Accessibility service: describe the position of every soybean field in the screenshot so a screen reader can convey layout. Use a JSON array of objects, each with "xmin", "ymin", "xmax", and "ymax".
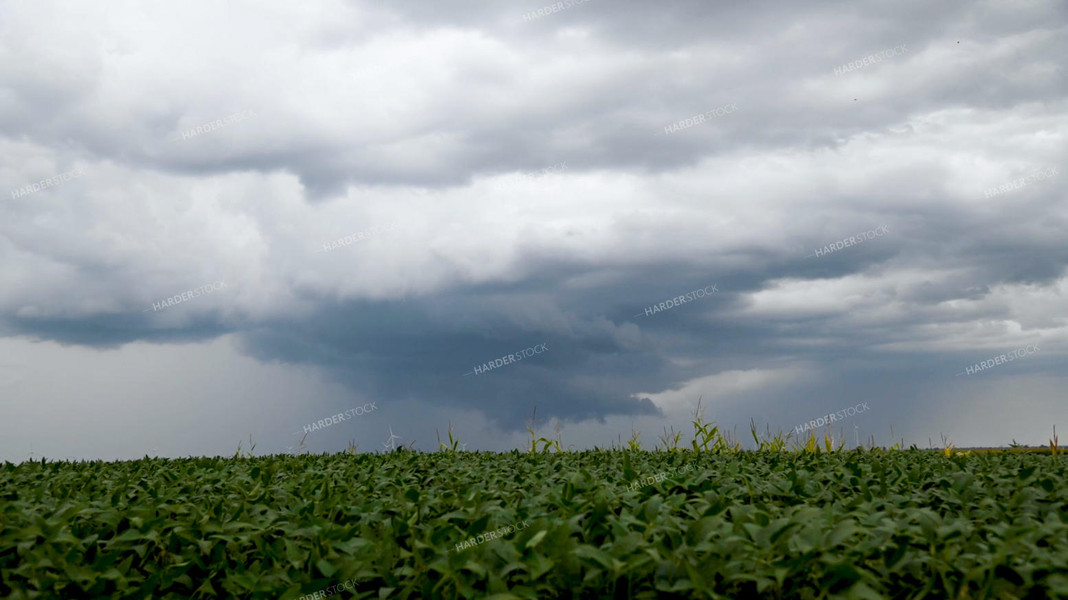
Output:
[{"xmin": 3, "ymin": 448, "xmax": 1068, "ymax": 599}]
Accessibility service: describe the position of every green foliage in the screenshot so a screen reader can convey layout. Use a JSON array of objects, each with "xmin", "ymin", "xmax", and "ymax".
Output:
[
  {"xmin": 786, "ymin": 426, "xmax": 846, "ymax": 454},
  {"xmin": 233, "ymin": 434, "xmax": 257, "ymax": 459},
  {"xmin": 627, "ymin": 423, "xmax": 643, "ymax": 452},
  {"xmin": 526, "ymin": 407, "xmax": 540, "ymax": 453},
  {"xmin": 3, "ymin": 450, "xmax": 1068, "ymax": 599},
  {"xmin": 533, "ymin": 437, "xmax": 561, "ymax": 453},
  {"xmin": 690, "ymin": 396, "xmax": 734, "ymax": 453},
  {"xmin": 437, "ymin": 421, "xmax": 463, "ymax": 453},
  {"xmin": 750, "ymin": 419, "xmax": 789, "ymax": 453},
  {"xmin": 525, "ymin": 408, "xmax": 562, "ymax": 454},
  {"xmin": 657, "ymin": 425, "xmax": 684, "ymax": 452}
]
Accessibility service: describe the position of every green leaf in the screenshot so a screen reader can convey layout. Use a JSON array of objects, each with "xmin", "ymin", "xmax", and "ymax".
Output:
[
  {"xmin": 525, "ymin": 530, "xmax": 548, "ymax": 549},
  {"xmin": 316, "ymin": 559, "xmax": 337, "ymax": 577}
]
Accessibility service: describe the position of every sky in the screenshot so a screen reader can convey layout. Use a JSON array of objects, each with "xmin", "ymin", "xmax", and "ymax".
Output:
[{"xmin": 1, "ymin": 0, "xmax": 1065, "ymax": 462}]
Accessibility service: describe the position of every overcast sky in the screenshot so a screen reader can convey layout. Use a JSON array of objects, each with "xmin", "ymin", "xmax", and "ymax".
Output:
[{"xmin": 1, "ymin": 0, "xmax": 1065, "ymax": 462}]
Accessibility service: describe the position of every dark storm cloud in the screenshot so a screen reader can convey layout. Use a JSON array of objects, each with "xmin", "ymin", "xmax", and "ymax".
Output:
[
  {"xmin": 235, "ymin": 292, "xmax": 663, "ymax": 430},
  {"xmin": 0, "ymin": 313, "xmax": 234, "ymax": 349}
]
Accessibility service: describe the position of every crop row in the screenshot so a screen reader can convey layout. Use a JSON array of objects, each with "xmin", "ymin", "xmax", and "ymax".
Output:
[{"xmin": 2, "ymin": 450, "xmax": 1068, "ymax": 599}]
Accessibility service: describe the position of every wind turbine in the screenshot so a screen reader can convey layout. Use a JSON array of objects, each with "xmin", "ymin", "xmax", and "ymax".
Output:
[
  {"xmin": 854, "ymin": 425, "xmax": 860, "ymax": 448},
  {"xmin": 383, "ymin": 427, "xmax": 401, "ymax": 451}
]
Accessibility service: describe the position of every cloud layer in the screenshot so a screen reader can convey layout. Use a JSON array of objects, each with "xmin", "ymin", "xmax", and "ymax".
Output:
[{"xmin": 1, "ymin": 0, "xmax": 1066, "ymax": 460}]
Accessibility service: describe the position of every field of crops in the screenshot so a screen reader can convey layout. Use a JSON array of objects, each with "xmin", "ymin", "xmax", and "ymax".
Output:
[{"xmin": 3, "ymin": 449, "xmax": 1068, "ymax": 599}]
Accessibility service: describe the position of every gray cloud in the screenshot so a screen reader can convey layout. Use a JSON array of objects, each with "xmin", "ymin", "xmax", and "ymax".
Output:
[{"xmin": 1, "ymin": 0, "xmax": 1066, "ymax": 460}]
